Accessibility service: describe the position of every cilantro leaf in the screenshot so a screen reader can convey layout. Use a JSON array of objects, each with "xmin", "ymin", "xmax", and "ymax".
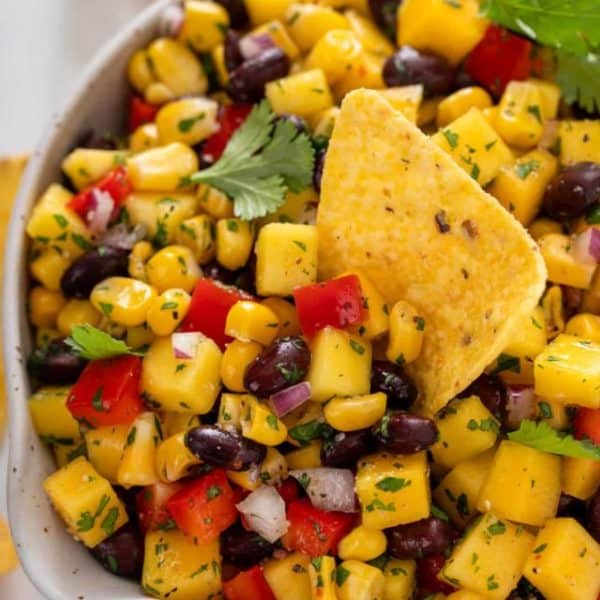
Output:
[
  {"xmin": 65, "ymin": 324, "xmax": 143, "ymax": 361},
  {"xmin": 188, "ymin": 101, "xmax": 315, "ymax": 220},
  {"xmin": 508, "ymin": 419, "xmax": 600, "ymax": 461},
  {"xmin": 556, "ymin": 51, "xmax": 600, "ymax": 113}
]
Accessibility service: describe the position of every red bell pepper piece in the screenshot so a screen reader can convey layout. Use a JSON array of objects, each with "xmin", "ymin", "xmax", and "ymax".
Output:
[
  {"xmin": 202, "ymin": 104, "xmax": 253, "ymax": 163},
  {"xmin": 465, "ymin": 25, "xmax": 533, "ymax": 96},
  {"xmin": 67, "ymin": 356, "xmax": 144, "ymax": 427},
  {"xmin": 166, "ymin": 469, "xmax": 238, "ymax": 544},
  {"xmin": 179, "ymin": 278, "xmax": 253, "ymax": 349},
  {"xmin": 276, "ymin": 478, "xmax": 301, "ymax": 505},
  {"xmin": 573, "ymin": 407, "xmax": 600, "ymax": 445},
  {"xmin": 293, "ymin": 275, "xmax": 367, "ymax": 337},
  {"xmin": 68, "ymin": 166, "xmax": 133, "ymax": 226},
  {"xmin": 127, "ymin": 95, "xmax": 159, "ymax": 133},
  {"xmin": 223, "ymin": 566, "xmax": 276, "ymax": 600},
  {"xmin": 282, "ymin": 498, "xmax": 356, "ymax": 557},
  {"xmin": 417, "ymin": 554, "xmax": 456, "ymax": 596},
  {"xmin": 136, "ymin": 482, "xmax": 183, "ymax": 533}
]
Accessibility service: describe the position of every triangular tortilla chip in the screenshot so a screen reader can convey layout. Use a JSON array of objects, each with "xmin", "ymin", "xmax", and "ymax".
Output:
[{"xmin": 317, "ymin": 90, "xmax": 546, "ymax": 415}]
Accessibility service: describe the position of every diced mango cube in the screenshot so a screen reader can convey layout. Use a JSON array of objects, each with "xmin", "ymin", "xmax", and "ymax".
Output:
[
  {"xmin": 43, "ymin": 457, "xmax": 128, "ymax": 548},
  {"xmin": 356, "ymin": 452, "xmax": 430, "ymax": 529},
  {"xmin": 345, "ymin": 9, "xmax": 395, "ymax": 57},
  {"xmin": 332, "ymin": 51, "xmax": 385, "ymax": 101},
  {"xmin": 386, "ymin": 300, "xmax": 425, "ymax": 365},
  {"xmin": 179, "ymin": 0, "xmax": 229, "ymax": 53},
  {"xmin": 562, "ymin": 456, "xmax": 600, "ymax": 500},
  {"xmin": 437, "ymin": 87, "xmax": 492, "ymax": 128},
  {"xmin": 285, "ymin": 4, "xmax": 349, "ymax": 52},
  {"xmin": 558, "ymin": 120, "xmax": 600, "ymax": 165},
  {"xmin": 285, "ymin": 441, "xmax": 323, "ymax": 469},
  {"xmin": 85, "ymin": 425, "xmax": 130, "ymax": 483},
  {"xmin": 565, "ymin": 313, "xmax": 600, "ymax": 343},
  {"xmin": 528, "ymin": 78, "xmax": 560, "ymax": 120},
  {"xmin": 117, "ymin": 412, "xmax": 161, "ymax": 487},
  {"xmin": 377, "ymin": 86, "xmax": 424, "ymax": 124},
  {"xmin": 305, "ymin": 29, "xmax": 363, "ymax": 85},
  {"xmin": 264, "ymin": 551, "xmax": 312, "ymax": 600},
  {"xmin": 336, "ymin": 560, "xmax": 385, "ymax": 600},
  {"xmin": 383, "ymin": 558, "xmax": 416, "ymax": 600},
  {"xmin": 534, "ymin": 333, "xmax": 600, "ymax": 408},
  {"xmin": 308, "ymin": 555, "xmax": 337, "ymax": 600},
  {"xmin": 29, "ymin": 386, "xmax": 80, "ymax": 444}
]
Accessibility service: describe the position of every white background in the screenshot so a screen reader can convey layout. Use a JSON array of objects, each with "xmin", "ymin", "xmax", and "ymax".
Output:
[{"xmin": 1, "ymin": 1, "xmax": 150, "ymax": 596}]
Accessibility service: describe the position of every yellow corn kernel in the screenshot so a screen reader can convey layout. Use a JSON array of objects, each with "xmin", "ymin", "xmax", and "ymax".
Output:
[
  {"xmin": 156, "ymin": 432, "xmax": 201, "ymax": 483},
  {"xmin": 85, "ymin": 425, "xmax": 130, "ymax": 483},
  {"xmin": 398, "ymin": 0, "xmax": 488, "ymax": 66},
  {"xmin": 128, "ymin": 240, "xmax": 154, "ymax": 281},
  {"xmin": 36, "ymin": 327, "xmax": 61, "ymax": 348},
  {"xmin": 377, "ymin": 85, "xmax": 424, "ymax": 124},
  {"xmin": 218, "ymin": 393, "xmax": 247, "ymax": 430},
  {"xmin": 418, "ymin": 97, "xmax": 442, "ymax": 127},
  {"xmin": 29, "ymin": 386, "xmax": 80, "ymax": 443},
  {"xmin": 437, "ymin": 87, "xmax": 493, "ymax": 128},
  {"xmin": 130, "ymin": 123, "xmax": 160, "ymax": 153},
  {"xmin": 386, "ymin": 300, "xmax": 425, "ymax": 365},
  {"xmin": 147, "ymin": 288, "xmax": 191, "ymax": 336},
  {"xmin": 309, "ymin": 555, "xmax": 337, "ymax": 600},
  {"xmin": 285, "ymin": 440, "xmax": 323, "ymax": 469},
  {"xmin": 262, "ymin": 297, "xmax": 301, "ymax": 337},
  {"xmin": 309, "ymin": 106, "xmax": 340, "ymax": 138},
  {"xmin": 305, "ymin": 30, "xmax": 364, "ymax": 85},
  {"xmin": 264, "ymin": 552, "xmax": 312, "ymax": 600},
  {"xmin": 249, "ymin": 20, "xmax": 300, "ymax": 59},
  {"xmin": 127, "ymin": 49, "xmax": 156, "ymax": 94},
  {"xmin": 345, "ymin": 9, "xmax": 394, "ymax": 57},
  {"xmin": 226, "ymin": 469, "xmax": 261, "ymax": 491},
  {"xmin": 144, "ymin": 82, "xmax": 175, "ymax": 106},
  {"xmin": 496, "ymin": 81, "xmax": 546, "ymax": 149},
  {"xmin": 117, "ymin": 412, "xmax": 162, "ymax": 487},
  {"xmin": 225, "ymin": 301, "xmax": 280, "ymax": 345},
  {"xmin": 481, "ymin": 105, "xmax": 499, "ymax": 125},
  {"xmin": 91, "ymin": 277, "xmax": 157, "ymax": 327},
  {"xmin": 197, "ymin": 183, "xmax": 235, "ymax": 218},
  {"xmin": 582, "ymin": 269, "xmax": 600, "ymax": 315},
  {"xmin": 528, "ymin": 217, "xmax": 563, "ymax": 241},
  {"xmin": 43, "ymin": 457, "xmax": 128, "ymax": 548},
  {"xmin": 285, "ymin": 4, "xmax": 349, "ymax": 52},
  {"xmin": 558, "ymin": 120, "xmax": 600, "ymax": 166},
  {"xmin": 128, "ymin": 143, "xmax": 199, "ymax": 192},
  {"xmin": 383, "ymin": 559, "xmax": 416, "ymax": 600},
  {"xmin": 29, "ymin": 286, "xmax": 66, "ymax": 329},
  {"xmin": 324, "ymin": 393, "xmax": 387, "ymax": 432},
  {"xmin": 61, "ymin": 148, "xmax": 129, "ymax": 191},
  {"xmin": 30, "ymin": 249, "xmax": 72, "ymax": 291},
  {"xmin": 56, "ymin": 298, "xmax": 101, "ymax": 336},
  {"xmin": 162, "ymin": 412, "xmax": 201, "ymax": 437},
  {"xmin": 221, "ymin": 340, "xmax": 263, "ymax": 392},
  {"xmin": 156, "ymin": 97, "xmax": 219, "ymax": 146},
  {"xmin": 562, "ymin": 457, "xmax": 600, "ymax": 500},
  {"xmin": 175, "ymin": 214, "xmax": 216, "ymax": 265},
  {"xmin": 216, "ymin": 218, "xmax": 255, "ymax": 270},
  {"xmin": 241, "ymin": 396, "xmax": 288, "ymax": 446},
  {"xmin": 565, "ymin": 313, "xmax": 600, "ymax": 343},
  {"xmin": 338, "ymin": 526, "xmax": 387, "ymax": 561},
  {"xmin": 336, "ymin": 560, "xmax": 385, "ymax": 600},
  {"xmin": 245, "ymin": 0, "xmax": 296, "ymax": 26},
  {"xmin": 332, "ymin": 51, "xmax": 385, "ymax": 100},
  {"xmin": 259, "ymin": 447, "xmax": 288, "ymax": 486},
  {"xmin": 179, "ymin": 0, "xmax": 229, "ymax": 52},
  {"xmin": 211, "ymin": 43, "xmax": 228, "ymax": 87},
  {"xmin": 146, "ymin": 245, "xmax": 202, "ymax": 294},
  {"xmin": 528, "ymin": 78, "xmax": 560, "ymax": 120},
  {"xmin": 538, "ymin": 233, "xmax": 596, "ymax": 289},
  {"xmin": 147, "ymin": 37, "xmax": 208, "ymax": 97}
]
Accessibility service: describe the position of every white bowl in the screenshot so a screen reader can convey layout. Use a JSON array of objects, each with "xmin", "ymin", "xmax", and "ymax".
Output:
[{"xmin": 4, "ymin": 1, "xmax": 176, "ymax": 598}]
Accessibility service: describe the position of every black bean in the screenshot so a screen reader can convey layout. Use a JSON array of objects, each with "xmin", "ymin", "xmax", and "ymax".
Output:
[
  {"xmin": 224, "ymin": 30, "xmax": 244, "ymax": 72},
  {"xmin": 214, "ymin": 0, "xmax": 249, "ymax": 29},
  {"xmin": 61, "ymin": 246, "xmax": 129, "ymax": 298},
  {"xmin": 507, "ymin": 578, "xmax": 545, "ymax": 600},
  {"xmin": 386, "ymin": 517, "xmax": 454, "ymax": 559},
  {"xmin": 90, "ymin": 523, "xmax": 144, "ymax": 578},
  {"xmin": 204, "ymin": 261, "xmax": 238, "ymax": 285},
  {"xmin": 227, "ymin": 48, "xmax": 290, "ymax": 103},
  {"xmin": 373, "ymin": 412, "xmax": 438, "ymax": 453},
  {"xmin": 371, "ymin": 361, "xmax": 418, "ymax": 410},
  {"xmin": 321, "ymin": 429, "xmax": 374, "ymax": 469},
  {"xmin": 113, "ymin": 485, "xmax": 143, "ymax": 524},
  {"xmin": 557, "ymin": 493, "xmax": 587, "ymax": 525},
  {"xmin": 368, "ymin": 0, "xmax": 401, "ymax": 39},
  {"xmin": 77, "ymin": 129, "xmax": 119, "ymax": 150},
  {"xmin": 185, "ymin": 425, "xmax": 266, "ymax": 471},
  {"xmin": 587, "ymin": 486, "xmax": 600, "ymax": 543},
  {"xmin": 543, "ymin": 162, "xmax": 600, "ymax": 219},
  {"xmin": 457, "ymin": 373, "xmax": 507, "ymax": 422},
  {"xmin": 244, "ymin": 336, "xmax": 310, "ymax": 397},
  {"xmin": 220, "ymin": 525, "xmax": 274, "ymax": 569},
  {"xmin": 313, "ymin": 149, "xmax": 326, "ymax": 193},
  {"xmin": 383, "ymin": 46, "xmax": 455, "ymax": 98},
  {"xmin": 27, "ymin": 340, "xmax": 87, "ymax": 384}
]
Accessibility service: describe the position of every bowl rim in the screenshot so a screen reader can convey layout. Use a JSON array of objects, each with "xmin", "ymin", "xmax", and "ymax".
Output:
[{"xmin": 4, "ymin": 1, "xmax": 175, "ymax": 598}]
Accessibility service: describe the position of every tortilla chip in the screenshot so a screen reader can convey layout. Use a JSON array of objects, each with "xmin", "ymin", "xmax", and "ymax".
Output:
[{"xmin": 317, "ymin": 90, "xmax": 546, "ymax": 415}]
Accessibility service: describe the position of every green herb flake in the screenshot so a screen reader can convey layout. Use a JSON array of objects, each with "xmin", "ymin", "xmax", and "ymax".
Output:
[
  {"xmin": 178, "ymin": 112, "xmax": 206, "ymax": 133},
  {"xmin": 92, "ymin": 387, "xmax": 105, "ymax": 412},
  {"xmin": 442, "ymin": 128, "xmax": 459, "ymax": 149},
  {"xmin": 349, "ymin": 340, "xmax": 365, "ymax": 355},
  {"xmin": 53, "ymin": 214, "xmax": 69, "ymax": 229},
  {"xmin": 375, "ymin": 477, "xmax": 412, "ymax": 492},
  {"xmin": 101, "ymin": 507, "xmax": 120, "ymax": 536},
  {"xmin": 336, "ymin": 565, "xmax": 351, "ymax": 586},
  {"xmin": 266, "ymin": 414, "xmax": 279, "ymax": 430},
  {"xmin": 527, "ymin": 104, "xmax": 542, "ymax": 124},
  {"xmin": 533, "ymin": 543, "xmax": 548, "ymax": 553},
  {"xmin": 366, "ymin": 497, "xmax": 396, "ymax": 512},
  {"xmin": 293, "ymin": 240, "xmax": 307, "ymax": 251},
  {"xmin": 538, "ymin": 401, "xmax": 553, "ymax": 420},
  {"xmin": 487, "ymin": 521, "xmax": 506, "ymax": 536},
  {"xmin": 161, "ymin": 301, "xmax": 178, "ymax": 310},
  {"xmin": 516, "ymin": 159, "xmax": 540, "ymax": 180},
  {"xmin": 65, "ymin": 324, "xmax": 142, "ymax": 360},
  {"xmin": 126, "ymin": 427, "xmax": 137, "ymax": 447},
  {"xmin": 490, "ymin": 352, "xmax": 521, "ymax": 375},
  {"xmin": 206, "ymin": 485, "xmax": 222, "ymax": 501}
]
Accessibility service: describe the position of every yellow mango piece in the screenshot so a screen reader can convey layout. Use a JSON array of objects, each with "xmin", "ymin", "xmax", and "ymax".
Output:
[
  {"xmin": 541, "ymin": 285, "xmax": 565, "ymax": 339},
  {"xmin": 308, "ymin": 555, "xmax": 337, "ymax": 600},
  {"xmin": 529, "ymin": 78, "xmax": 560, "ymax": 120},
  {"xmin": 386, "ymin": 300, "xmax": 425, "ymax": 365},
  {"xmin": 0, "ymin": 516, "xmax": 18, "ymax": 574},
  {"xmin": 565, "ymin": 312, "xmax": 600, "ymax": 343},
  {"xmin": 29, "ymin": 248, "xmax": 73, "ymax": 291},
  {"xmin": 264, "ymin": 551, "xmax": 312, "ymax": 600},
  {"xmin": 305, "ymin": 29, "xmax": 363, "ymax": 86},
  {"xmin": 383, "ymin": 558, "xmax": 416, "ymax": 600},
  {"xmin": 285, "ymin": 3, "xmax": 349, "ymax": 51},
  {"xmin": 53, "ymin": 439, "xmax": 86, "ymax": 468},
  {"xmin": 246, "ymin": 0, "xmax": 296, "ymax": 26},
  {"xmin": 29, "ymin": 386, "xmax": 80, "ymax": 444},
  {"xmin": 345, "ymin": 9, "xmax": 394, "ymax": 57},
  {"xmin": 377, "ymin": 85, "xmax": 424, "ymax": 124},
  {"xmin": 332, "ymin": 51, "xmax": 385, "ymax": 101},
  {"xmin": 338, "ymin": 525, "xmax": 387, "ymax": 561},
  {"xmin": 85, "ymin": 425, "xmax": 130, "ymax": 483},
  {"xmin": 156, "ymin": 432, "xmax": 201, "ymax": 483},
  {"xmin": 285, "ymin": 441, "xmax": 323, "ymax": 469},
  {"xmin": 179, "ymin": 0, "xmax": 229, "ymax": 53},
  {"xmin": 437, "ymin": 87, "xmax": 493, "ymax": 128},
  {"xmin": 558, "ymin": 120, "xmax": 600, "ymax": 165},
  {"xmin": 61, "ymin": 148, "xmax": 128, "ymax": 191},
  {"xmin": 538, "ymin": 233, "xmax": 596, "ymax": 289},
  {"xmin": 336, "ymin": 560, "xmax": 385, "ymax": 600},
  {"xmin": 562, "ymin": 456, "xmax": 600, "ymax": 500}
]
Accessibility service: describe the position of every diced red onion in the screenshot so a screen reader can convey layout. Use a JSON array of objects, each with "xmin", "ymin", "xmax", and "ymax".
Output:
[
  {"xmin": 99, "ymin": 223, "xmax": 146, "ymax": 250},
  {"xmin": 172, "ymin": 332, "xmax": 205, "ymax": 360},
  {"xmin": 572, "ymin": 227, "xmax": 600, "ymax": 265},
  {"xmin": 289, "ymin": 468, "xmax": 357, "ymax": 513},
  {"xmin": 86, "ymin": 189, "xmax": 114, "ymax": 234},
  {"xmin": 270, "ymin": 382, "xmax": 311, "ymax": 417},
  {"xmin": 236, "ymin": 486, "xmax": 289, "ymax": 543},
  {"xmin": 158, "ymin": 4, "xmax": 184, "ymax": 38},
  {"xmin": 239, "ymin": 33, "xmax": 276, "ymax": 60},
  {"xmin": 505, "ymin": 385, "xmax": 536, "ymax": 430}
]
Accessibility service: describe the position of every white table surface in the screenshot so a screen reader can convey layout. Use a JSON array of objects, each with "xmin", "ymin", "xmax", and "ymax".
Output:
[{"xmin": 1, "ymin": 1, "xmax": 150, "ymax": 596}]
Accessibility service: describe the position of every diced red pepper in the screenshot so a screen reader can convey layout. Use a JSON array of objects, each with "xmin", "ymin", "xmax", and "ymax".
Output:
[
  {"xmin": 202, "ymin": 104, "xmax": 253, "ymax": 163},
  {"xmin": 573, "ymin": 407, "xmax": 600, "ymax": 445},
  {"xmin": 68, "ymin": 166, "xmax": 133, "ymax": 226},
  {"xmin": 282, "ymin": 498, "xmax": 356, "ymax": 557},
  {"xmin": 127, "ymin": 95, "xmax": 159, "ymax": 133},
  {"xmin": 417, "ymin": 554, "xmax": 456, "ymax": 596},
  {"xmin": 166, "ymin": 469, "xmax": 238, "ymax": 544},
  {"xmin": 136, "ymin": 482, "xmax": 183, "ymax": 533},
  {"xmin": 179, "ymin": 278, "xmax": 253, "ymax": 349},
  {"xmin": 223, "ymin": 566, "xmax": 276, "ymax": 600},
  {"xmin": 465, "ymin": 25, "xmax": 533, "ymax": 96},
  {"xmin": 293, "ymin": 275, "xmax": 367, "ymax": 337},
  {"xmin": 277, "ymin": 478, "xmax": 301, "ymax": 505},
  {"xmin": 67, "ymin": 356, "xmax": 144, "ymax": 428}
]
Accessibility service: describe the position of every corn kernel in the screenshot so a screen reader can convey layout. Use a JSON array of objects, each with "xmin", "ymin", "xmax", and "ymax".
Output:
[
  {"xmin": 211, "ymin": 44, "xmax": 228, "ymax": 86},
  {"xmin": 174, "ymin": 214, "xmax": 216, "ymax": 264},
  {"xmin": 259, "ymin": 447, "xmax": 289, "ymax": 486},
  {"xmin": 146, "ymin": 245, "xmax": 202, "ymax": 293},
  {"xmin": 285, "ymin": 4, "xmax": 349, "ymax": 52},
  {"xmin": 144, "ymin": 82, "xmax": 175, "ymax": 105},
  {"xmin": 162, "ymin": 412, "xmax": 201, "ymax": 437},
  {"xmin": 225, "ymin": 301, "xmax": 280, "ymax": 345},
  {"xmin": 30, "ymin": 249, "xmax": 72, "ymax": 291},
  {"xmin": 147, "ymin": 288, "xmax": 191, "ymax": 336},
  {"xmin": 156, "ymin": 432, "xmax": 201, "ymax": 483},
  {"xmin": 241, "ymin": 396, "xmax": 288, "ymax": 446},
  {"xmin": 383, "ymin": 558, "xmax": 416, "ymax": 600},
  {"xmin": 324, "ymin": 393, "xmax": 387, "ymax": 432},
  {"xmin": 91, "ymin": 276, "xmax": 157, "ymax": 327},
  {"xmin": 56, "ymin": 298, "xmax": 101, "ymax": 335},
  {"xmin": 216, "ymin": 218, "xmax": 255, "ymax": 270},
  {"xmin": 197, "ymin": 184, "xmax": 234, "ymax": 219},
  {"xmin": 221, "ymin": 340, "xmax": 263, "ymax": 392},
  {"xmin": 338, "ymin": 526, "xmax": 387, "ymax": 561},
  {"xmin": 437, "ymin": 87, "xmax": 493, "ymax": 128},
  {"xmin": 156, "ymin": 97, "xmax": 219, "ymax": 145},
  {"xmin": 528, "ymin": 217, "xmax": 563, "ymax": 241},
  {"xmin": 566, "ymin": 313, "xmax": 600, "ymax": 343},
  {"xmin": 336, "ymin": 560, "xmax": 385, "ymax": 600},
  {"xmin": 538, "ymin": 233, "xmax": 596, "ymax": 289},
  {"xmin": 179, "ymin": 0, "xmax": 229, "ymax": 53},
  {"xmin": 128, "ymin": 240, "xmax": 154, "ymax": 281},
  {"xmin": 245, "ymin": 0, "xmax": 296, "ymax": 26},
  {"xmin": 218, "ymin": 393, "xmax": 247, "ymax": 429},
  {"xmin": 305, "ymin": 30, "xmax": 364, "ymax": 85},
  {"xmin": 85, "ymin": 425, "xmax": 130, "ymax": 483},
  {"xmin": 127, "ymin": 49, "xmax": 156, "ymax": 94},
  {"xmin": 130, "ymin": 123, "xmax": 160, "ymax": 153},
  {"xmin": 386, "ymin": 300, "xmax": 425, "ymax": 365},
  {"xmin": 345, "ymin": 9, "xmax": 394, "ymax": 57},
  {"xmin": 29, "ymin": 286, "xmax": 67, "ymax": 329},
  {"xmin": 285, "ymin": 441, "xmax": 323, "ymax": 469},
  {"xmin": 261, "ymin": 297, "xmax": 301, "ymax": 336},
  {"xmin": 61, "ymin": 148, "xmax": 128, "ymax": 191}
]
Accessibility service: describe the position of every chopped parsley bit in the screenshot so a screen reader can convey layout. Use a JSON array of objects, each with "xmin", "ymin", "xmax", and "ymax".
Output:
[
  {"xmin": 155, "ymin": 542, "xmax": 169, "ymax": 555},
  {"xmin": 431, "ymin": 505, "xmax": 449, "ymax": 521},
  {"xmin": 484, "ymin": 140, "xmax": 497, "ymax": 151},
  {"xmin": 206, "ymin": 485, "xmax": 222, "ymax": 501},
  {"xmin": 175, "ymin": 364, "xmax": 187, "ymax": 373},
  {"xmin": 516, "ymin": 159, "xmax": 540, "ymax": 180},
  {"xmin": 293, "ymin": 240, "xmax": 307, "ymax": 251},
  {"xmin": 161, "ymin": 301, "xmax": 178, "ymax": 310},
  {"xmin": 442, "ymin": 129, "xmax": 459, "ymax": 149},
  {"xmin": 216, "ymin": 22, "xmax": 229, "ymax": 34},
  {"xmin": 546, "ymin": 355, "xmax": 562, "ymax": 362},
  {"xmin": 375, "ymin": 477, "xmax": 412, "ymax": 492},
  {"xmin": 336, "ymin": 565, "xmax": 351, "ymax": 586},
  {"xmin": 533, "ymin": 543, "xmax": 548, "ymax": 554},
  {"xmin": 366, "ymin": 498, "xmax": 396, "ymax": 512},
  {"xmin": 101, "ymin": 507, "xmax": 120, "ymax": 536},
  {"xmin": 92, "ymin": 387, "xmax": 105, "ymax": 412},
  {"xmin": 259, "ymin": 471, "xmax": 271, "ymax": 483},
  {"xmin": 266, "ymin": 414, "xmax": 279, "ymax": 430},
  {"xmin": 126, "ymin": 427, "xmax": 137, "ymax": 447},
  {"xmin": 99, "ymin": 302, "xmax": 114, "ymax": 317},
  {"xmin": 71, "ymin": 233, "xmax": 92, "ymax": 250},
  {"xmin": 76, "ymin": 512, "xmax": 95, "ymax": 532},
  {"xmin": 457, "ymin": 493, "xmax": 470, "ymax": 517},
  {"xmin": 349, "ymin": 340, "xmax": 365, "ymax": 355},
  {"xmin": 414, "ymin": 316, "xmax": 425, "ymax": 331},
  {"xmin": 178, "ymin": 112, "xmax": 206, "ymax": 133},
  {"xmin": 53, "ymin": 214, "xmax": 68, "ymax": 228},
  {"xmin": 466, "ymin": 418, "xmax": 500, "ymax": 434},
  {"xmin": 395, "ymin": 353, "xmax": 406, "ymax": 366},
  {"xmin": 471, "ymin": 552, "xmax": 479, "ymax": 564},
  {"xmin": 537, "ymin": 401, "xmax": 553, "ymax": 420},
  {"xmin": 470, "ymin": 163, "xmax": 481, "ymax": 181},
  {"xmin": 189, "ymin": 564, "xmax": 208, "ymax": 578},
  {"xmin": 226, "ymin": 219, "xmax": 238, "ymax": 232},
  {"xmin": 289, "ymin": 420, "xmax": 333, "ymax": 446},
  {"xmin": 296, "ymin": 472, "xmax": 311, "ymax": 490},
  {"xmin": 487, "ymin": 521, "xmax": 506, "ymax": 536},
  {"xmin": 490, "ymin": 352, "xmax": 521, "ymax": 375},
  {"xmin": 106, "ymin": 555, "xmax": 118, "ymax": 573},
  {"xmin": 531, "ymin": 316, "xmax": 543, "ymax": 329},
  {"xmin": 276, "ymin": 362, "xmax": 304, "ymax": 384},
  {"xmin": 527, "ymin": 104, "xmax": 542, "ymax": 124},
  {"xmin": 179, "ymin": 222, "xmax": 197, "ymax": 239}
]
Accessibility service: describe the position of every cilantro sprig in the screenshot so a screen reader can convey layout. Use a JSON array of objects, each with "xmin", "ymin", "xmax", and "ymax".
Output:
[
  {"xmin": 186, "ymin": 101, "xmax": 315, "ymax": 221},
  {"xmin": 65, "ymin": 324, "xmax": 143, "ymax": 361},
  {"xmin": 508, "ymin": 419, "xmax": 600, "ymax": 461}
]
